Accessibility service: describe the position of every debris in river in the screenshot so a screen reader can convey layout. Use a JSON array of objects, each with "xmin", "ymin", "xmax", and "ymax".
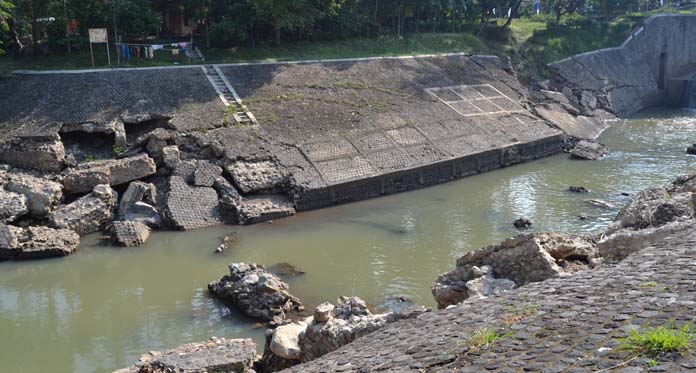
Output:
[
  {"xmin": 513, "ymin": 218, "xmax": 533, "ymax": 228},
  {"xmin": 569, "ymin": 186, "xmax": 590, "ymax": 193},
  {"xmin": 585, "ymin": 199, "xmax": 616, "ymax": 209},
  {"xmin": 687, "ymin": 143, "xmax": 696, "ymax": 155},
  {"xmin": 269, "ymin": 262, "xmax": 306, "ymax": 277},
  {"xmin": 214, "ymin": 232, "xmax": 239, "ymax": 254}
]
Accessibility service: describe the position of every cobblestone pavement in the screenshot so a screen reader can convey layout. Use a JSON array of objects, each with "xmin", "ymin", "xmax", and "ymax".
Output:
[{"xmin": 287, "ymin": 227, "xmax": 696, "ymax": 372}]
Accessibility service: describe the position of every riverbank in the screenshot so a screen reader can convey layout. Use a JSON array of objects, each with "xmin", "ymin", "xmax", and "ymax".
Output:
[
  {"xmin": 293, "ymin": 226, "xmax": 696, "ymax": 372},
  {"xmin": 1, "ymin": 108, "xmax": 694, "ymax": 372}
]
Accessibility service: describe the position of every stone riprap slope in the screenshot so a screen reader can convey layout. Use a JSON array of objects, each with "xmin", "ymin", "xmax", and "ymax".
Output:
[
  {"xmin": 211, "ymin": 54, "xmax": 581, "ymax": 210},
  {"xmin": 0, "ymin": 54, "xmax": 606, "ymax": 258},
  {"xmin": 288, "ymin": 227, "xmax": 696, "ymax": 372},
  {"xmin": 550, "ymin": 14, "xmax": 696, "ymax": 116}
]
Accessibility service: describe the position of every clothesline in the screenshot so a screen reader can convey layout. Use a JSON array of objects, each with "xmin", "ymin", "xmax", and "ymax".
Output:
[{"xmin": 116, "ymin": 42, "xmax": 193, "ymax": 63}]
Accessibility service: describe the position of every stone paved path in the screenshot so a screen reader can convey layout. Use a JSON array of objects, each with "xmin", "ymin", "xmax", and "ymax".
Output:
[{"xmin": 287, "ymin": 228, "xmax": 696, "ymax": 372}]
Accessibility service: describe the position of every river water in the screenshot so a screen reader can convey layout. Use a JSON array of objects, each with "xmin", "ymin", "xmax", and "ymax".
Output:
[{"xmin": 1, "ymin": 108, "xmax": 695, "ymax": 372}]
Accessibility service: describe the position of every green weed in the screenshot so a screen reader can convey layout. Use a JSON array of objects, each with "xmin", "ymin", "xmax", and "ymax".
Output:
[{"xmin": 621, "ymin": 323, "xmax": 693, "ymax": 357}]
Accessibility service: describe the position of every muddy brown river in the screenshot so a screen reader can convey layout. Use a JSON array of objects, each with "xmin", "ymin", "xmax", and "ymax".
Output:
[{"xmin": 1, "ymin": 108, "xmax": 695, "ymax": 372}]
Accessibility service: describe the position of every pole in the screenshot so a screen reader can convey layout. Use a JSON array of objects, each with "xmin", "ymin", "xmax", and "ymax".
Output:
[
  {"xmin": 106, "ymin": 36, "xmax": 111, "ymax": 67},
  {"xmin": 89, "ymin": 41, "xmax": 94, "ymax": 67},
  {"xmin": 64, "ymin": 0, "xmax": 69, "ymax": 54}
]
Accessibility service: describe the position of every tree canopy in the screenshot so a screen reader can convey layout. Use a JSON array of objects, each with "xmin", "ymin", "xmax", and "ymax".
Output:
[{"xmin": 0, "ymin": 0, "xmax": 686, "ymax": 55}]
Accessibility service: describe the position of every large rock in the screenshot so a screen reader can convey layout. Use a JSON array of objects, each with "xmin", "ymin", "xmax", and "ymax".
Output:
[
  {"xmin": 62, "ymin": 154, "xmax": 156, "ymax": 194},
  {"xmin": 238, "ymin": 195, "xmax": 296, "ymax": 225},
  {"xmin": 5, "ymin": 173, "xmax": 63, "ymax": 217},
  {"xmin": 124, "ymin": 202, "xmax": 162, "ymax": 228},
  {"xmin": 0, "ymin": 138, "xmax": 65, "ymax": 172},
  {"xmin": 49, "ymin": 184, "xmax": 116, "ymax": 235},
  {"xmin": 598, "ymin": 221, "xmax": 693, "ymax": 261},
  {"xmin": 606, "ymin": 186, "xmax": 693, "ymax": 234},
  {"xmin": 535, "ymin": 107, "xmax": 608, "ymax": 140},
  {"xmin": 111, "ymin": 221, "xmax": 150, "ymax": 247},
  {"xmin": 270, "ymin": 322, "xmax": 307, "ymax": 361},
  {"xmin": 0, "ymin": 224, "xmax": 80, "ymax": 260},
  {"xmin": 226, "ymin": 160, "xmax": 289, "ymax": 194},
  {"xmin": 432, "ymin": 233, "xmax": 599, "ymax": 308},
  {"xmin": 118, "ymin": 181, "xmax": 156, "ymax": 217},
  {"xmin": 569, "ymin": 140, "xmax": 608, "ymax": 160},
  {"xmin": 208, "ymin": 262, "xmax": 303, "ymax": 324},
  {"xmin": 164, "ymin": 176, "xmax": 224, "ymax": 230},
  {"xmin": 0, "ymin": 190, "xmax": 28, "ymax": 223},
  {"xmin": 129, "ymin": 337, "xmax": 257, "ymax": 373}
]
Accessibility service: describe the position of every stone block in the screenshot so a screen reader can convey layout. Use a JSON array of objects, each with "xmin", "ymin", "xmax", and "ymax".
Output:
[
  {"xmin": 111, "ymin": 221, "xmax": 150, "ymax": 247},
  {"xmin": 164, "ymin": 176, "xmax": 223, "ymax": 230},
  {"xmin": 238, "ymin": 195, "xmax": 295, "ymax": 225},
  {"xmin": 0, "ymin": 224, "xmax": 80, "ymax": 260},
  {"xmin": 5, "ymin": 173, "xmax": 63, "ymax": 217},
  {"xmin": 0, "ymin": 138, "xmax": 65, "ymax": 172},
  {"xmin": 226, "ymin": 160, "xmax": 289, "ymax": 194},
  {"xmin": 62, "ymin": 154, "xmax": 156, "ymax": 194},
  {"xmin": 49, "ymin": 184, "xmax": 116, "ymax": 235}
]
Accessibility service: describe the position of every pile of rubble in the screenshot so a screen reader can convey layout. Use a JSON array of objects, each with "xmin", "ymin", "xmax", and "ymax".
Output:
[
  {"xmin": 115, "ymin": 337, "xmax": 258, "ymax": 373},
  {"xmin": 260, "ymin": 296, "xmax": 427, "ymax": 372},
  {"xmin": 0, "ymin": 109, "xmax": 300, "ymax": 261},
  {"xmin": 207, "ymin": 263, "xmax": 304, "ymax": 324}
]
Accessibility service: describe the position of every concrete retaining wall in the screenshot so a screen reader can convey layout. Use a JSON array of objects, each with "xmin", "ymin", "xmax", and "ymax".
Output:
[
  {"xmin": 550, "ymin": 14, "xmax": 696, "ymax": 116},
  {"xmin": 294, "ymin": 134, "xmax": 564, "ymax": 211}
]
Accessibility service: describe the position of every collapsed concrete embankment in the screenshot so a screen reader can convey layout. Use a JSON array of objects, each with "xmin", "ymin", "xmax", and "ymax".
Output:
[
  {"xmin": 0, "ymin": 53, "xmax": 607, "ymax": 258},
  {"xmin": 549, "ymin": 14, "xmax": 696, "ymax": 116}
]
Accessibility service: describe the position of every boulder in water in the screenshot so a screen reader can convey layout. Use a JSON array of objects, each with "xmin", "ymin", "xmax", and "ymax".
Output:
[
  {"xmin": 569, "ymin": 186, "xmax": 590, "ymax": 193},
  {"xmin": 207, "ymin": 262, "xmax": 303, "ymax": 324},
  {"xmin": 687, "ymin": 144, "xmax": 696, "ymax": 155},
  {"xmin": 570, "ymin": 140, "xmax": 608, "ymax": 160},
  {"xmin": 513, "ymin": 217, "xmax": 533, "ymax": 228}
]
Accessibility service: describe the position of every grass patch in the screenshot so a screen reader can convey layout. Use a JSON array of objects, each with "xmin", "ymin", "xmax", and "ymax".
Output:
[
  {"xmin": 621, "ymin": 323, "xmax": 694, "ymax": 357},
  {"xmin": 639, "ymin": 281, "xmax": 659, "ymax": 288},
  {"xmin": 501, "ymin": 304, "xmax": 540, "ymax": 325},
  {"xmin": 467, "ymin": 328, "xmax": 508, "ymax": 349}
]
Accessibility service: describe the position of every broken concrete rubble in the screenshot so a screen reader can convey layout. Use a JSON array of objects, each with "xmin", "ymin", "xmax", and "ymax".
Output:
[
  {"xmin": 164, "ymin": 175, "xmax": 224, "ymax": 230},
  {"xmin": 260, "ymin": 296, "xmax": 427, "ymax": 371},
  {"xmin": 49, "ymin": 184, "xmax": 116, "ymax": 235},
  {"xmin": 62, "ymin": 153, "xmax": 157, "ymax": 194},
  {"xmin": 207, "ymin": 262, "xmax": 303, "ymax": 324},
  {"xmin": 0, "ymin": 223, "xmax": 80, "ymax": 260},
  {"xmin": 432, "ymin": 233, "xmax": 599, "ymax": 309},
  {"xmin": 116, "ymin": 337, "xmax": 257, "ymax": 373},
  {"xmin": 0, "ymin": 138, "xmax": 65, "ymax": 172},
  {"xmin": 110, "ymin": 221, "xmax": 150, "ymax": 247},
  {"xmin": 227, "ymin": 160, "xmax": 289, "ymax": 194},
  {"xmin": 569, "ymin": 140, "xmax": 608, "ymax": 160},
  {"xmin": 238, "ymin": 195, "xmax": 296, "ymax": 225},
  {"xmin": 0, "ymin": 190, "xmax": 28, "ymax": 223},
  {"xmin": 5, "ymin": 173, "xmax": 63, "ymax": 217}
]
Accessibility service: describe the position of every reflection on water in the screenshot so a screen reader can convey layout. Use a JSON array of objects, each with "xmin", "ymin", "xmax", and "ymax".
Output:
[{"xmin": 1, "ymin": 108, "xmax": 695, "ymax": 372}]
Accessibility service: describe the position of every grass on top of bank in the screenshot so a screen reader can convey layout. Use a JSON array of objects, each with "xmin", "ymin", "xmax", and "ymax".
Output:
[{"xmin": 1, "ymin": 7, "xmax": 695, "ymax": 79}]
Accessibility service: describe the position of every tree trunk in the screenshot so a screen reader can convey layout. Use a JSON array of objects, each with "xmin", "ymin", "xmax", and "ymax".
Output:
[
  {"xmin": 7, "ymin": 17, "xmax": 23, "ymax": 55},
  {"xmin": 275, "ymin": 27, "xmax": 281, "ymax": 46},
  {"xmin": 249, "ymin": 24, "xmax": 255, "ymax": 49},
  {"xmin": 205, "ymin": 20, "xmax": 210, "ymax": 48},
  {"xmin": 503, "ymin": 0, "xmax": 523, "ymax": 28}
]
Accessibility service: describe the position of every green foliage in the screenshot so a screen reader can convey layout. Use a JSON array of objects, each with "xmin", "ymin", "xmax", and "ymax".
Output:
[
  {"xmin": 467, "ymin": 328, "xmax": 509, "ymax": 349},
  {"xmin": 621, "ymin": 323, "xmax": 694, "ymax": 357},
  {"xmin": 0, "ymin": 0, "xmax": 14, "ymax": 55},
  {"xmin": 209, "ymin": 20, "xmax": 249, "ymax": 48}
]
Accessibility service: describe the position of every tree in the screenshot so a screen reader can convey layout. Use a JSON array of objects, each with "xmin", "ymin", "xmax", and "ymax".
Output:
[
  {"xmin": 0, "ymin": 0, "xmax": 15, "ymax": 55},
  {"xmin": 249, "ymin": 0, "xmax": 341, "ymax": 45}
]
